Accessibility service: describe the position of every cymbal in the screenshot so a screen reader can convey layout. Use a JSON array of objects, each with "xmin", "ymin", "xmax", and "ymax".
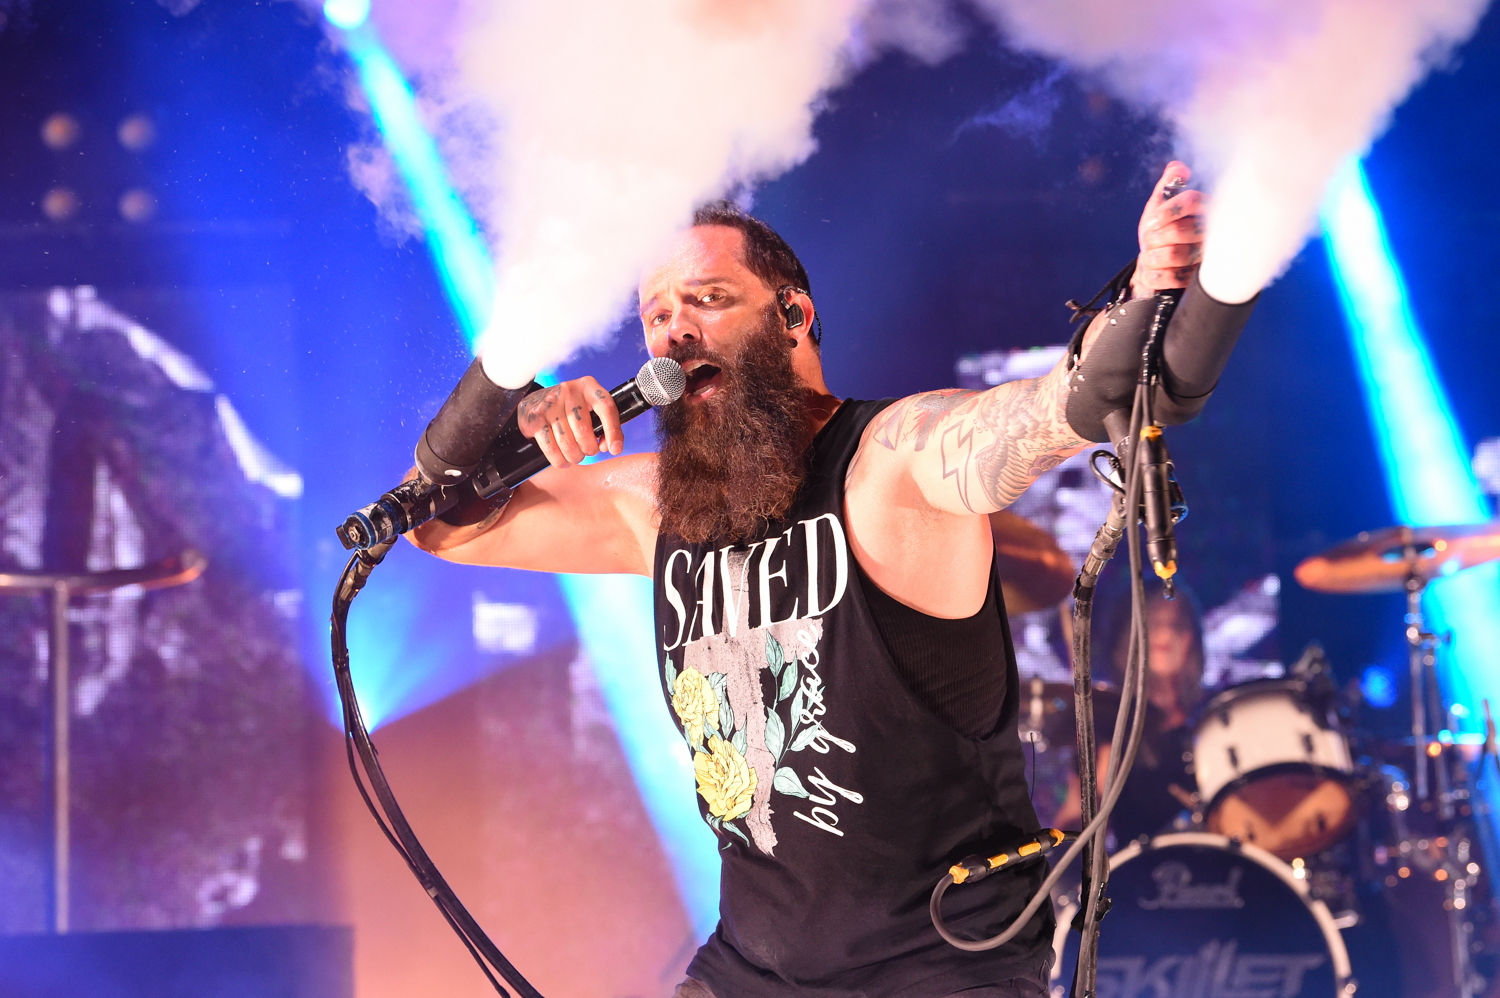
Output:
[
  {"xmin": 1295, "ymin": 523, "xmax": 1500, "ymax": 594},
  {"xmin": 991, "ymin": 510, "xmax": 1077, "ymax": 613},
  {"xmin": 0, "ymin": 550, "xmax": 207, "ymax": 594}
]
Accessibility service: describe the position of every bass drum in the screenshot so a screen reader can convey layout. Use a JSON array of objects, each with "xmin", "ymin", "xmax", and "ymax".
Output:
[{"xmin": 1052, "ymin": 833, "xmax": 1355, "ymax": 998}]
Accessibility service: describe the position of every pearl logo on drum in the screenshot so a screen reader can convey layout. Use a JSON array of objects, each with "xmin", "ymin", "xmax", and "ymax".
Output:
[{"xmin": 1139, "ymin": 861, "xmax": 1245, "ymax": 910}]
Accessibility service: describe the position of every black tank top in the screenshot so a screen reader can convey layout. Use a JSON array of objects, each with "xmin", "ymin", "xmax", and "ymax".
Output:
[{"xmin": 653, "ymin": 399, "xmax": 1054, "ymax": 997}]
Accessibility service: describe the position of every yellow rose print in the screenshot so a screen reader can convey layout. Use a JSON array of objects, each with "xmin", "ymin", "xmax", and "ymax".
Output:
[
  {"xmin": 694, "ymin": 735, "xmax": 757, "ymax": 821},
  {"xmin": 672, "ymin": 666, "xmax": 718, "ymax": 747}
]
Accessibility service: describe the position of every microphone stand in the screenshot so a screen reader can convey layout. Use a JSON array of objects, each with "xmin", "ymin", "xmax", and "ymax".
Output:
[{"xmin": 1070, "ymin": 288, "xmax": 1181, "ymax": 998}]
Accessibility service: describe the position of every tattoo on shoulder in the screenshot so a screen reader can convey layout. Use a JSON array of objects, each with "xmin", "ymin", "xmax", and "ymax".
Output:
[
  {"xmin": 848, "ymin": 375, "xmax": 1084, "ymax": 513},
  {"xmin": 869, "ymin": 389, "xmax": 975, "ymax": 452}
]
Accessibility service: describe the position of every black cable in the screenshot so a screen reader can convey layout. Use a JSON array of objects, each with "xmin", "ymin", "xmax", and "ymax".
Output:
[
  {"xmin": 929, "ymin": 379, "xmax": 1154, "ymax": 955},
  {"xmin": 331, "ymin": 544, "xmax": 545, "ymax": 998},
  {"xmin": 931, "ymin": 291, "xmax": 1178, "ymax": 981}
]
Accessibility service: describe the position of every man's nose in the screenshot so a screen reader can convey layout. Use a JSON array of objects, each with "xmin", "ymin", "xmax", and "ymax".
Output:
[{"xmin": 652, "ymin": 306, "xmax": 701, "ymax": 353}]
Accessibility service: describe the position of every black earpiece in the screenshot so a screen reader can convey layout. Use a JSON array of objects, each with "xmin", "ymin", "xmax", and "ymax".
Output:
[{"xmin": 778, "ymin": 285, "xmax": 807, "ymax": 330}]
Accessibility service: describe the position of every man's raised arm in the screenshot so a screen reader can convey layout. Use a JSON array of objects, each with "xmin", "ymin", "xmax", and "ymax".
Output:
[{"xmin": 848, "ymin": 160, "xmax": 1206, "ymax": 519}]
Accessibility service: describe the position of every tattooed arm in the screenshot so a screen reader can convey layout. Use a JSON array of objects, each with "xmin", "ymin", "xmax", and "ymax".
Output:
[
  {"xmin": 849, "ymin": 339, "xmax": 1091, "ymax": 517},
  {"xmin": 847, "ymin": 160, "xmax": 1206, "ymax": 518},
  {"xmin": 843, "ymin": 161, "xmax": 1204, "ymax": 615}
]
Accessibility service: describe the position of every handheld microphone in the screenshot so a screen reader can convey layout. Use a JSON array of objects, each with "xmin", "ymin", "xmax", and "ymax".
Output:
[
  {"xmin": 454, "ymin": 355, "xmax": 685, "ymax": 504},
  {"xmin": 337, "ymin": 357, "xmax": 686, "ymax": 551}
]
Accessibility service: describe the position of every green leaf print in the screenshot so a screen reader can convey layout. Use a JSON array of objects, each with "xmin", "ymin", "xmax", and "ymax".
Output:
[
  {"xmin": 664, "ymin": 659, "xmax": 678, "ymax": 695},
  {"xmin": 732, "ymin": 726, "xmax": 747, "ymax": 756},
  {"xmin": 765, "ymin": 633, "xmax": 785, "ymax": 677},
  {"xmin": 721, "ymin": 820, "xmax": 751, "ymax": 847},
  {"xmin": 789, "ymin": 725, "xmax": 821, "ymax": 753},
  {"xmin": 777, "ymin": 656, "xmax": 799, "ymax": 703},
  {"xmin": 773, "ymin": 767, "xmax": 810, "ymax": 798},
  {"xmin": 764, "ymin": 708, "xmax": 785, "ymax": 762},
  {"xmin": 706, "ymin": 814, "xmax": 722, "ymax": 830},
  {"xmin": 787, "ymin": 686, "xmax": 805, "ymax": 740}
]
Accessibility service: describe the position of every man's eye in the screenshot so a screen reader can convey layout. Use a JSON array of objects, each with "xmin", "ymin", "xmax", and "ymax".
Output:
[{"xmin": 700, "ymin": 293, "xmax": 723, "ymax": 304}]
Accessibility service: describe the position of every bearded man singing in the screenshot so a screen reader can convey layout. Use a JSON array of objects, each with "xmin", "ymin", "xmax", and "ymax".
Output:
[{"xmin": 410, "ymin": 161, "xmax": 1214, "ymax": 998}]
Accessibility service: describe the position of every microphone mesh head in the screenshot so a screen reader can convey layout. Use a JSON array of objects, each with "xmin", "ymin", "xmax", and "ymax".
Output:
[{"xmin": 637, "ymin": 357, "xmax": 686, "ymax": 407}]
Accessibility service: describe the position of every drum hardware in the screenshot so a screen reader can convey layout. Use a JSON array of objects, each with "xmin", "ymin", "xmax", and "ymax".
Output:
[
  {"xmin": 1295, "ymin": 521, "xmax": 1500, "ymax": 803},
  {"xmin": 1049, "ymin": 832, "xmax": 1356, "ymax": 998},
  {"xmin": 1295, "ymin": 521, "xmax": 1500, "ymax": 998},
  {"xmin": 0, "ymin": 551, "xmax": 207, "ymax": 935}
]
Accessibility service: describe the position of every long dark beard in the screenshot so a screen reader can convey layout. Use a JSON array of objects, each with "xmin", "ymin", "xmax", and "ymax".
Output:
[{"xmin": 655, "ymin": 307, "xmax": 813, "ymax": 545}]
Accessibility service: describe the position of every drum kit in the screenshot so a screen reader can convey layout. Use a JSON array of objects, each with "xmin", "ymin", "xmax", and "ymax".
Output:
[{"xmin": 1006, "ymin": 519, "xmax": 1500, "ymax": 998}]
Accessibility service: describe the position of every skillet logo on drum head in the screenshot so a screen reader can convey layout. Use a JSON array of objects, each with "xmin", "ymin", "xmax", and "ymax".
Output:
[
  {"xmin": 1139, "ymin": 861, "xmax": 1245, "ymax": 909},
  {"xmin": 1099, "ymin": 941, "xmax": 1325, "ymax": 998}
]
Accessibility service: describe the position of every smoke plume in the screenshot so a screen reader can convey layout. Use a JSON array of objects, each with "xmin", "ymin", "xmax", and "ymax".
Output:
[
  {"xmin": 970, "ymin": 0, "xmax": 1490, "ymax": 303},
  {"xmin": 449, "ymin": 0, "xmax": 872, "ymax": 387},
  {"xmin": 359, "ymin": 0, "xmax": 1488, "ymax": 381}
]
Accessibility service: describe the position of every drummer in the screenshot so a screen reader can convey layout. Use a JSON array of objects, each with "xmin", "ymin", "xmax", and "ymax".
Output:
[{"xmin": 1053, "ymin": 580, "xmax": 1205, "ymax": 844}]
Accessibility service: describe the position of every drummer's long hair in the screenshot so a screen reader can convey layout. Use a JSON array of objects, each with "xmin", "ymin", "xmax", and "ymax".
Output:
[{"xmin": 1107, "ymin": 577, "xmax": 1206, "ymax": 721}]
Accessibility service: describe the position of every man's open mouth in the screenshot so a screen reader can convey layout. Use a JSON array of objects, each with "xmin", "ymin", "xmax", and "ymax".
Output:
[{"xmin": 682, "ymin": 362, "xmax": 723, "ymax": 398}]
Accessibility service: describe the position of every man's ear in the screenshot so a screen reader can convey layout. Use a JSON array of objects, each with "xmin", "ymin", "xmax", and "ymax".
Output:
[{"xmin": 780, "ymin": 288, "xmax": 816, "ymax": 348}]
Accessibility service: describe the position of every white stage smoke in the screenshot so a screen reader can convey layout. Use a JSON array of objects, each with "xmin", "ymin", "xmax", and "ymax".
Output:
[
  {"xmin": 452, "ymin": 0, "xmax": 874, "ymax": 388},
  {"xmin": 971, "ymin": 0, "xmax": 1490, "ymax": 303},
  {"xmin": 360, "ymin": 0, "xmax": 1486, "ymax": 379}
]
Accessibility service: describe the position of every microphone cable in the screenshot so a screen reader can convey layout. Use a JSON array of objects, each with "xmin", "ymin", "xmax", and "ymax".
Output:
[
  {"xmin": 929, "ymin": 287, "xmax": 1183, "ymax": 998},
  {"xmin": 332, "ymin": 539, "xmax": 545, "ymax": 998},
  {"xmin": 326, "ymin": 357, "xmax": 685, "ymax": 998}
]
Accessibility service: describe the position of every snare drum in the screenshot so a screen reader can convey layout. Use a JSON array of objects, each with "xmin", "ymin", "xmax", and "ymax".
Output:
[
  {"xmin": 1192, "ymin": 680, "xmax": 1355, "ymax": 860},
  {"xmin": 1052, "ymin": 832, "xmax": 1355, "ymax": 998}
]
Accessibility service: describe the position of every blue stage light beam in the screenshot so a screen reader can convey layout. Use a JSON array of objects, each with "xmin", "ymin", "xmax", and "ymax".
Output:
[
  {"xmin": 1321, "ymin": 159, "xmax": 1500, "ymax": 726},
  {"xmin": 333, "ymin": 24, "xmax": 722, "ymax": 936},
  {"xmin": 559, "ymin": 574, "xmax": 722, "ymax": 938},
  {"xmin": 338, "ymin": 24, "xmax": 492, "ymax": 347}
]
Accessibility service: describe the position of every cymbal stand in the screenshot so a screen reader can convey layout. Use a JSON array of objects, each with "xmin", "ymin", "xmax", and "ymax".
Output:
[
  {"xmin": 1404, "ymin": 572, "xmax": 1456, "ymax": 815},
  {"xmin": 0, "ymin": 553, "xmax": 205, "ymax": 933},
  {"xmin": 1404, "ymin": 534, "xmax": 1432, "ymax": 804},
  {"xmin": 1401, "ymin": 544, "xmax": 1476, "ymax": 996}
]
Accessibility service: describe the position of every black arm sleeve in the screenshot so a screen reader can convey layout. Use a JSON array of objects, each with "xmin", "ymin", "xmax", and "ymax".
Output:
[{"xmin": 1064, "ymin": 272, "xmax": 1258, "ymax": 443}]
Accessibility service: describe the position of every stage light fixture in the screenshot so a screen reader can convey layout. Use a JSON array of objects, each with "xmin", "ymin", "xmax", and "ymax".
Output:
[
  {"xmin": 1360, "ymin": 664, "xmax": 1398, "ymax": 709},
  {"xmin": 41, "ymin": 113, "xmax": 80, "ymax": 150},
  {"xmin": 119, "ymin": 189, "xmax": 157, "ymax": 223},
  {"xmin": 42, "ymin": 187, "xmax": 80, "ymax": 222},
  {"xmin": 117, "ymin": 114, "xmax": 156, "ymax": 152}
]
